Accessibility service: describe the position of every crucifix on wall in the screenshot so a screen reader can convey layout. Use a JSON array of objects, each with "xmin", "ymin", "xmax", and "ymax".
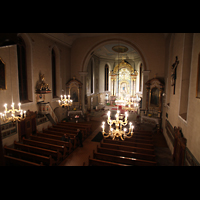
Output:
[{"xmin": 171, "ymin": 56, "xmax": 179, "ymax": 94}]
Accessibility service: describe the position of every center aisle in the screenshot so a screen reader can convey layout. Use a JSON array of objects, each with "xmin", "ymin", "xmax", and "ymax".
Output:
[{"xmin": 59, "ymin": 120, "xmax": 102, "ymax": 166}]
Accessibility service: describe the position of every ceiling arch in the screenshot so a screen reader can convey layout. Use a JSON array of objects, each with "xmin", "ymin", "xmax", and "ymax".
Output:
[{"xmin": 82, "ymin": 38, "xmax": 148, "ymax": 72}]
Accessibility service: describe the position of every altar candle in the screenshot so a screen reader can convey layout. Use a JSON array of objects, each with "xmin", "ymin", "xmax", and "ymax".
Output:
[
  {"xmin": 131, "ymin": 125, "xmax": 134, "ymax": 132},
  {"xmin": 102, "ymin": 121, "xmax": 105, "ymax": 132},
  {"xmin": 64, "ymin": 95, "xmax": 66, "ymax": 99},
  {"xmin": 61, "ymin": 95, "xmax": 63, "ymax": 100},
  {"xmin": 24, "ymin": 111, "xmax": 26, "ymax": 118},
  {"xmin": 21, "ymin": 110, "xmax": 23, "ymax": 118},
  {"xmin": 4, "ymin": 111, "xmax": 7, "ymax": 118},
  {"xmin": 125, "ymin": 112, "xmax": 128, "ymax": 121},
  {"xmin": 107, "ymin": 111, "xmax": 110, "ymax": 120}
]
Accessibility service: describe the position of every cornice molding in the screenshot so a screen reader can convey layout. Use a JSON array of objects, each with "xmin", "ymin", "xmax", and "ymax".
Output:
[{"xmin": 40, "ymin": 33, "xmax": 72, "ymax": 47}]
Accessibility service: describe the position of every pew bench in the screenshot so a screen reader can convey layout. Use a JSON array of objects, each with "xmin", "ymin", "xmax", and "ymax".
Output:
[
  {"xmin": 97, "ymin": 146, "xmax": 156, "ymax": 162},
  {"xmin": 4, "ymin": 155, "xmax": 44, "ymax": 166},
  {"xmin": 4, "ymin": 146, "xmax": 56, "ymax": 166},
  {"xmin": 51, "ymin": 125, "xmax": 86, "ymax": 139},
  {"xmin": 37, "ymin": 131, "xmax": 77, "ymax": 149},
  {"xmin": 59, "ymin": 122, "xmax": 91, "ymax": 134},
  {"xmin": 88, "ymin": 157, "xmax": 129, "ymax": 166},
  {"xmin": 30, "ymin": 134, "xmax": 72, "ymax": 154},
  {"xmin": 100, "ymin": 141, "xmax": 155, "ymax": 155},
  {"xmin": 23, "ymin": 138, "xmax": 68, "ymax": 159},
  {"xmin": 54, "ymin": 124, "xmax": 88, "ymax": 137},
  {"xmin": 14, "ymin": 141, "xmax": 62, "ymax": 164},
  {"xmin": 103, "ymin": 139, "xmax": 154, "ymax": 150},
  {"xmin": 93, "ymin": 151, "xmax": 157, "ymax": 166}
]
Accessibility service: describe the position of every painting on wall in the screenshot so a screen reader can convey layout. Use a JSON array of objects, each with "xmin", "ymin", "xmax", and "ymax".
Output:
[
  {"xmin": 0, "ymin": 57, "xmax": 6, "ymax": 90},
  {"xmin": 150, "ymin": 87, "xmax": 159, "ymax": 107},
  {"xmin": 196, "ymin": 53, "xmax": 200, "ymax": 98},
  {"xmin": 71, "ymin": 86, "xmax": 78, "ymax": 102}
]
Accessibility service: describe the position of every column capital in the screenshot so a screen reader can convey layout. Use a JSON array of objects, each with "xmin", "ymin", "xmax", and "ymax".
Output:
[{"xmin": 79, "ymin": 71, "xmax": 88, "ymax": 76}]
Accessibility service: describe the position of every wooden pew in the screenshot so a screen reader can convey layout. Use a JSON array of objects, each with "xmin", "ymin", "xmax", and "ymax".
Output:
[
  {"xmin": 30, "ymin": 134, "xmax": 72, "ymax": 154},
  {"xmin": 14, "ymin": 141, "xmax": 62, "ymax": 164},
  {"xmin": 4, "ymin": 146, "xmax": 55, "ymax": 166},
  {"xmin": 88, "ymin": 158, "xmax": 129, "ymax": 166},
  {"xmin": 93, "ymin": 151, "xmax": 157, "ymax": 166},
  {"xmin": 125, "ymin": 137, "xmax": 153, "ymax": 144},
  {"xmin": 134, "ymin": 130, "xmax": 153, "ymax": 136},
  {"xmin": 37, "ymin": 132, "xmax": 77, "ymax": 149},
  {"xmin": 4, "ymin": 155, "xmax": 44, "ymax": 166},
  {"xmin": 47, "ymin": 127, "xmax": 81, "ymax": 138},
  {"xmin": 59, "ymin": 122, "xmax": 91, "ymax": 134},
  {"xmin": 131, "ymin": 134, "xmax": 153, "ymax": 141},
  {"xmin": 54, "ymin": 124, "xmax": 88, "ymax": 137},
  {"xmin": 22, "ymin": 137, "xmax": 68, "ymax": 159},
  {"xmin": 97, "ymin": 146, "xmax": 156, "ymax": 162},
  {"xmin": 47, "ymin": 127, "xmax": 86, "ymax": 139},
  {"xmin": 50, "ymin": 125, "xmax": 86, "ymax": 139},
  {"xmin": 132, "ymin": 132, "xmax": 153, "ymax": 138},
  {"xmin": 100, "ymin": 141, "xmax": 155, "ymax": 155},
  {"xmin": 103, "ymin": 139, "xmax": 154, "ymax": 150},
  {"xmin": 43, "ymin": 129, "xmax": 78, "ymax": 148}
]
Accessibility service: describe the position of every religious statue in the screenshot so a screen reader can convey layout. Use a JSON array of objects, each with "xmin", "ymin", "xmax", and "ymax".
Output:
[
  {"xmin": 171, "ymin": 56, "xmax": 179, "ymax": 94},
  {"xmin": 36, "ymin": 72, "xmax": 51, "ymax": 91}
]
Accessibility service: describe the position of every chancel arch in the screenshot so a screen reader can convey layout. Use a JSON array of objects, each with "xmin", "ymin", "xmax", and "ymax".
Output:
[
  {"xmin": 82, "ymin": 38, "xmax": 148, "ymax": 72},
  {"xmin": 84, "ymin": 40, "xmax": 146, "ymax": 111}
]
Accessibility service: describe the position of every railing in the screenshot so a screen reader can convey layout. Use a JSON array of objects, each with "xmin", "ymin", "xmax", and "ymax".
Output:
[{"xmin": 38, "ymin": 102, "xmax": 58, "ymax": 124}]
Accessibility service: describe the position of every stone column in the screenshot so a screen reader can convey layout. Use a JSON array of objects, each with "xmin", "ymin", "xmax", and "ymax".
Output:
[
  {"xmin": 114, "ymin": 77, "xmax": 118, "ymax": 96},
  {"xmin": 79, "ymin": 71, "xmax": 88, "ymax": 114},
  {"xmin": 131, "ymin": 76, "xmax": 134, "ymax": 96}
]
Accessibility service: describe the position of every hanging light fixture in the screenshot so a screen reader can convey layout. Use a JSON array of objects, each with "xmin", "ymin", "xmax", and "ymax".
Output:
[
  {"xmin": 0, "ymin": 47, "xmax": 26, "ymax": 123},
  {"xmin": 0, "ymin": 103, "xmax": 26, "ymax": 123},
  {"xmin": 101, "ymin": 110, "xmax": 134, "ymax": 140},
  {"xmin": 58, "ymin": 95, "xmax": 73, "ymax": 108}
]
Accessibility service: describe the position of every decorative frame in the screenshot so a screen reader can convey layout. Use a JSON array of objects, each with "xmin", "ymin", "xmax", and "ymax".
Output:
[
  {"xmin": 145, "ymin": 77, "xmax": 164, "ymax": 118},
  {"xmin": 66, "ymin": 77, "xmax": 83, "ymax": 103},
  {"xmin": 0, "ymin": 57, "xmax": 6, "ymax": 90},
  {"xmin": 196, "ymin": 53, "xmax": 200, "ymax": 98}
]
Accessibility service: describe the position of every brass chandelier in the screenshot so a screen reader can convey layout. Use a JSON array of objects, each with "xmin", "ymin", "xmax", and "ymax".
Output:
[
  {"xmin": 58, "ymin": 95, "xmax": 73, "ymax": 108},
  {"xmin": 102, "ymin": 110, "xmax": 134, "ymax": 140},
  {"xmin": 0, "ymin": 103, "xmax": 26, "ymax": 123}
]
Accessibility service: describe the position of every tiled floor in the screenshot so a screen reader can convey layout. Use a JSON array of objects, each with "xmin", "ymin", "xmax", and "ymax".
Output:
[{"xmin": 60, "ymin": 110, "xmax": 174, "ymax": 166}]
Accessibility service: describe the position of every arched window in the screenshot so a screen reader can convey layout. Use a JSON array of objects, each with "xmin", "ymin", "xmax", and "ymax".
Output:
[
  {"xmin": 105, "ymin": 64, "xmax": 109, "ymax": 91},
  {"xmin": 17, "ymin": 36, "xmax": 28, "ymax": 102},
  {"xmin": 91, "ymin": 59, "xmax": 94, "ymax": 93},
  {"xmin": 139, "ymin": 63, "xmax": 142, "ymax": 92},
  {"xmin": 52, "ymin": 48, "xmax": 57, "ymax": 98}
]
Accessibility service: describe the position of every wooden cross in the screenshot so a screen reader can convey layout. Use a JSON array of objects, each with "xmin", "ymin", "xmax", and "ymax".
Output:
[{"xmin": 171, "ymin": 56, "xmax": 179, "ymax": 94}]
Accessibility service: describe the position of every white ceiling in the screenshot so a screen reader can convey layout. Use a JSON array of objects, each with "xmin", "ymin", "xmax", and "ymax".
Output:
[
  {"xmin": 93, "ymin": 43, "xmax": 141, "ymax": 60},
  {"xmin": 42, "ymin": 33, "xmax": 169, "ymax": 47}
]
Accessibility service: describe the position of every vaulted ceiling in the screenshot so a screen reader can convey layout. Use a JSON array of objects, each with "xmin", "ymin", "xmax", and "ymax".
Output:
[{"xmin": 42, "ymin": 33, "xmax": 169, "ymax": 47}]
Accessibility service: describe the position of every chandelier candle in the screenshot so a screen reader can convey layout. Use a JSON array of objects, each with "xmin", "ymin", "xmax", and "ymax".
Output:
[{"xmin": 102, "ymin": 109, "xmax": 134, "ymax": 140}]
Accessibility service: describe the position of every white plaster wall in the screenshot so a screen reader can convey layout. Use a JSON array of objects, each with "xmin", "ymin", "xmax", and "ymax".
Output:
[{"xmin": 162, "ymin": 33, "xmax": 200, "ymax": 163}]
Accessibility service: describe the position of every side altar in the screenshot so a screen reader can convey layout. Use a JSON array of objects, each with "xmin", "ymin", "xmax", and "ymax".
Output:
[{"xmin": 142, "ymin": 77, "xmax": 164, "ymax": 132}]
